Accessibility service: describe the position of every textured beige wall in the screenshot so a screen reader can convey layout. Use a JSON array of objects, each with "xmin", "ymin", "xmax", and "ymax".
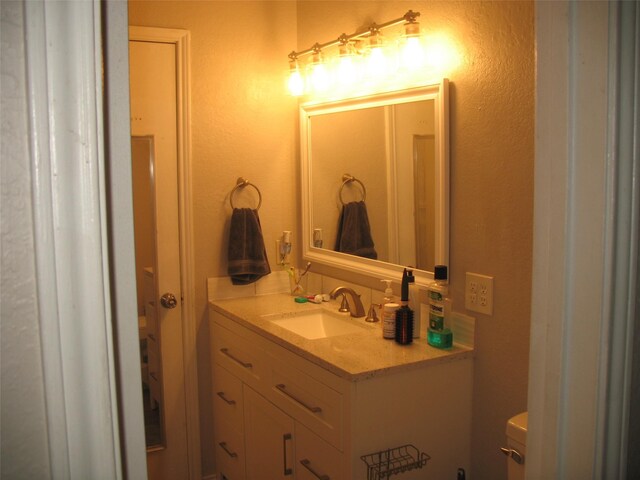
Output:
[
  {"xmin": 297, "ymin": 2, "xmax": 534, "ymax": 480},
  {"xmin": 130, "ymin": 1, "xmax": 533, "ymax": 478},
  {"xmin": 128, "ymin": 1, "xmax": 298, "ymax": 475}
]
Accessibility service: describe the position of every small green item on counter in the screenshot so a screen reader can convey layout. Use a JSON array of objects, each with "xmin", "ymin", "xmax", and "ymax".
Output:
[{"xmin": 294, "ymin": 297, "xmax": 308, "ymax": 303}]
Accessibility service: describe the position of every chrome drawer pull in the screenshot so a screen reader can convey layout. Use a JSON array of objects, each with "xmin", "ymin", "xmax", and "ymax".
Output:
[
  {"xmin": 275, "ymin": 384, "xmax": 322, "ymax": 414},
  {"xmin": 220, "ymin": 347, "xmax": 253, "ymax": 368},
  {"xmin": 283, "ymin": 433, "xmax": 293, "ymax": 476},
  {"xmin": 216, "ymin": 391, "xmax": 236, "ymax": 405},
  {"xmin": 300, "ymin": 459, "xmax": 330, "ymax": 480},
  {"xmin": 219, "ymin": 442, "xmax": 238, "ymax": 458}
]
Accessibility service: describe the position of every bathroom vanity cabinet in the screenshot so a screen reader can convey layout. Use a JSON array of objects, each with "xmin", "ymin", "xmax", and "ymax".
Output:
[{"xmin": 209, "ymin": 297, "xmax": 473, "ymax": 480}]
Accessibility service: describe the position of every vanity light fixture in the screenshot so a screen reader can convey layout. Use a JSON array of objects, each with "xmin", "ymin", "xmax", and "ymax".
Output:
[{"xmin": 287, "ymin": 10, "xmax": 431, "ymax": 97}]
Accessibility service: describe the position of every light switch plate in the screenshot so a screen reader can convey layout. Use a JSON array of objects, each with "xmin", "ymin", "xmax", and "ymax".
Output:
[{"xmin": 465, "ymin": 272, "xmax": 494, "ymax": 315}]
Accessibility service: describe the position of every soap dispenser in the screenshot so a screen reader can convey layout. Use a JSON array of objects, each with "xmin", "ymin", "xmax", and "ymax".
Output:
[
  {"xmin": 381, "ymin": 279, "xmax": 397, "ymax": 339},
  {"xmin": 381, "ymin": 279, "xmax": 394, "ymax": 304}
]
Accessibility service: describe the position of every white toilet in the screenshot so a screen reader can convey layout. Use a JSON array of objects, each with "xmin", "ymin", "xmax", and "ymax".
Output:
[{"xmin": 503, "ymin": 412, "xmax": 527, "ymax": 480}]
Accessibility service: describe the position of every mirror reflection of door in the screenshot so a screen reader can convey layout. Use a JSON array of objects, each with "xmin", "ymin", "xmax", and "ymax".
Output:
[
  {"xmin": 131, "ymin": 136, "xmax": 163, "ymax": 448},
  {"xmin": 413, "ymin": 135, "xmax": 436, "ymax": 271}
]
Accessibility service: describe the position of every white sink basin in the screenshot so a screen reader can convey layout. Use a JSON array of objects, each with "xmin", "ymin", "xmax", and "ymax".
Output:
[{"xmin": 264, "ymin": 309, "xmax": 368, "ymax": 340}]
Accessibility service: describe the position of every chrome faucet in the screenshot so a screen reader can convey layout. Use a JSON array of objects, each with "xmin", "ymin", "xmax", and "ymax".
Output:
[{"xmin": 329, "ymin": 286, "xmax": 366, "ymax": 318}]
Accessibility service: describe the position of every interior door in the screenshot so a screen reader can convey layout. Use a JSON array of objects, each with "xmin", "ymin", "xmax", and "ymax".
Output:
[{"xmin": 129, "ymin": 38, "xmax": 189, "ymax": 479}]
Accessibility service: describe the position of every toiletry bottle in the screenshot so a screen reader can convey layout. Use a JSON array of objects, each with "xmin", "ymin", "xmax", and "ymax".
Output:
[
  {"xmin": 406, "ymin": 269, "xmax": 422, "ymax": 339},
  {"xmin": 382, "ymin": 303, "xmax": 399, "ymax": 339},
  {"xmin": 380, "ymin": 279, "xmax": 393, "ymax": 321},
  {"xmin": 395, "ymin": 268, "xmax": 414, "ymax": 345},
  {"xmin": 427, "ymin": 265, "xmax": 453, "ymax": 348},
  {"xmin": 427, "ymin": 265, "xmax": 448, "ymax": 331}
]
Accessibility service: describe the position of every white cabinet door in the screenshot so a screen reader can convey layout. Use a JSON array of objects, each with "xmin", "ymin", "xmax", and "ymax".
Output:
[
  {"xmin": 295, "ymin": 423, "xmax": 343, "ymax": 480},
  {"xmin": 244, "ymin": 386, "xmax": 295, "ymax": 480}
]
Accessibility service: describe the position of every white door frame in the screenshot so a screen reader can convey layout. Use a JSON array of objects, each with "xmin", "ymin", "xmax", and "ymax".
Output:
[
  {"xmin": 528, "ymin": 1, "xmax": 638, "ymax": 478},
  {"xmin": 24, "ymin": 0, "xmax": 135, "ymax": 477},
  {"xmin": 129, "ymin": 25, "xmax": 200, "ymax": 479}
]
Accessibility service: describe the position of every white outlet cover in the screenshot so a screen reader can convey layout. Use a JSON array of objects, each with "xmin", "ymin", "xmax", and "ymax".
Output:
[{"xmin": 465, "ymin": 272, "xmax": 493, "ymax": 315}]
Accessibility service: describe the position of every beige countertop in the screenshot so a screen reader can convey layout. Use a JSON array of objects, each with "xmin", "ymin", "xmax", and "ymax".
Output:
[{"xmin": 209, "ymin": 293, "xmax": 473, "ymax": 381}]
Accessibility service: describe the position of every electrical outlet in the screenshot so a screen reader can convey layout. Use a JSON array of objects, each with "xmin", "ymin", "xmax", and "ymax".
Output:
[{"xmin": 465, "ymin": 272, "xmax": 494, "ymax": 315}]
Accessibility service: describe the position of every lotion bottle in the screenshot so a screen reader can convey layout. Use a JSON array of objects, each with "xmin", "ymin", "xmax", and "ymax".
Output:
[{"xmin": 380, "ymin": 279, "xmax": 394, "ymax": 334}]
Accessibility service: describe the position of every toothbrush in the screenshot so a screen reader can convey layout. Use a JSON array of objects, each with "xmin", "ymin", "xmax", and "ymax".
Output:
[{"xmin": 292, "ymin": 262, "xmax": 311, "ymax": 295}]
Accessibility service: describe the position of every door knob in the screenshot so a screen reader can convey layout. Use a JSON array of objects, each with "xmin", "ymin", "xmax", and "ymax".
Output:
[{"xmin": 160, "ymin": 293, "xmax": 178, "ymax": 309}]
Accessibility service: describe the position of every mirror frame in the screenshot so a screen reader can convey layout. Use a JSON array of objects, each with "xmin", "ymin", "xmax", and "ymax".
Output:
[{"xmin": 300, "ymin": 79, "xmax": 450, "ymax": 286}]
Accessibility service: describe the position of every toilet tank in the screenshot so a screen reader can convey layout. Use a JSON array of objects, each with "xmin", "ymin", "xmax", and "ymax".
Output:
[{"xmin": 504, "ymin": 412, "xmax": 527, "ymax": 480}]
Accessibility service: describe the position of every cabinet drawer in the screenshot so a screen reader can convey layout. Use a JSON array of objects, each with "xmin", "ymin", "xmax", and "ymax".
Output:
[
  {"xmin": 270, "ymin": 358, "xmax": 343, "ymax": 450},
  {"xmin": 295, "ymin": 423, "xmax": 344, "ymax": 480},
  {"xmin": 213, "ymin": 364, "xmax": 244, "ymax": 433},
  {"xmin": 214, "ymin": 420, "xmax": 246, "ymax": 480},
  {"xmin": 213, "ymin": 325, "xmax": 267, "ymax": 388}
]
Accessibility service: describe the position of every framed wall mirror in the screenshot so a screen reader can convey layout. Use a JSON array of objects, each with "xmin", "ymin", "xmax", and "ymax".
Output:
[{"xmin": 300, "ymin": 80, "xmax": 449, "ymax": 286}]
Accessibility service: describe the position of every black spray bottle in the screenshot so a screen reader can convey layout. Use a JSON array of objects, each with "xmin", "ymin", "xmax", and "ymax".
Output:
[{"xmin": 395, "ymin": 268, "xmax": 414, "ymax": 345}]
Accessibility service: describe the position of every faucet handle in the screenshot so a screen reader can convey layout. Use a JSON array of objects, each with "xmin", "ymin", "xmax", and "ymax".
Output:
[
  {"xmin": 337, "ymin": 294, "xmax": 350, "ymax": 313},
  {"xmin": 366, "ymin": 303, "xmax": 381, "ymax": 323}
]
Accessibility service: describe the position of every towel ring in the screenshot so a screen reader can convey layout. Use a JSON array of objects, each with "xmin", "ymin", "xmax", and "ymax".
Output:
[
  {"xmin": 339, "ymin": 174, "xmax": 366, "ymax": 205},
  {"xmin": 230, "ymin": 177, "xmax": 262, "ymax": 210}
]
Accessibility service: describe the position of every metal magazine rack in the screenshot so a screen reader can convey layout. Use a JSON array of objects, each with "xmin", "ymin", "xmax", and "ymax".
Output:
[{"xmin": 360, "ymin": 444, "xmax": 430, "ymax": 480}]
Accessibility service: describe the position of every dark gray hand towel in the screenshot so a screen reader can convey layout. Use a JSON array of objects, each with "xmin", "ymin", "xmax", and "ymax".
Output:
[
  {"xmin": 227, "ymin": 208, "xmax": 271, "ymax": 285},
  {"xmin": 334, "ymin": 201, "xmax": 378, "ymax": 259}
]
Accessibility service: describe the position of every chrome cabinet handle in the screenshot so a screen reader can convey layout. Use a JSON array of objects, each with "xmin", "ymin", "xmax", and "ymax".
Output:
[
  {"xmin": 216, "ymin": 391, "xmax": 236, "ymax": 405},
  {"xmin": 275, "ymin": 384, "xmax": 322, "ymax": 414},
  {"xmin": 219, "ymin": 442, "xmax": 238, "ymax": 458},
  {"xmin": 283, "ymin": 433, "xmax": 293, "ymax": 475},
  {"xmin": 220, "ymin": 347, "xmax": 253, "ymax": 368},
  {"xmin": 160, "ymin": 292, "xmax": 178, "ymax": 309},
  {"xmin": 300, "ymin": 459, "xmax": 330, "ymax": 480}
]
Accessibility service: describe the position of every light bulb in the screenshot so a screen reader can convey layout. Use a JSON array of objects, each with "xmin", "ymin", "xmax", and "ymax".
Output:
[
  {"xmin": 308, "ymin": 51, "xmax": 330, "ymax": 92},
  {"xmin": 366, "ymin": 29, "xmax": 388, "ymax": 78},
  {"xmin": 401, "ymin": 35, "xmax": 425, "ymax": 70},
  {"xmin": 367, "ymin": 46, "xmax": 387, "ymax": 77},
  {"xmin": 310, "ymin": 62, "xmax": 329, "ymax": 91},
  {"xmin": 337, "ymin": 46, "xmax": 357, "ymax": 86},
  {"xmin": 288, "ymin": 66, "xmax": 304, "ymax": 96}
]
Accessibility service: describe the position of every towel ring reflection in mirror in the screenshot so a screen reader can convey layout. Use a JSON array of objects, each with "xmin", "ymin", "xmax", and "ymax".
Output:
[
  {"xmin": 339, "ymin": 174, "xmax": 366, "ymax": 205},
  {"xmin": 229, "ymin": 177, "xmax": 262, "ymax": 210}
]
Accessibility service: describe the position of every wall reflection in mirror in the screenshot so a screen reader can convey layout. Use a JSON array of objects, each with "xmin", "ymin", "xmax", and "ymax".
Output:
[
  {"xmin": 131, "ymin": 136, "xmax": 165, "ymax": 448},
  {"xmin": 303, "ymin": 81, "xmax": 449, "ymax": 279}
]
